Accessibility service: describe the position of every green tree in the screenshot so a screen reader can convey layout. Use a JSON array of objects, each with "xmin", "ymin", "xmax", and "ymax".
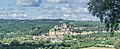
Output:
[
  {"xmin": 63, "ymin": 35, "xmax": 73, "ymax": 40},
  {"xmin": 10, "ymin": 40, "xmax": 20, "ymax": 46},
  {"xmin": 114, "ymin": 41, "xmax": 120, "ymax": 49},
  {"xmin": 0, "ymin": 34, "xmax": 4, "ymax": 40},
  {"xmin": 88, "ymin": 0, "xmax": 120, "ymax": 36}
]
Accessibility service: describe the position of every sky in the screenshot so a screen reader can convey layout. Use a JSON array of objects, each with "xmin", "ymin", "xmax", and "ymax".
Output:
[{"xmin": 0, "ymin": 0, "xmax": 99, "ymax": 21}]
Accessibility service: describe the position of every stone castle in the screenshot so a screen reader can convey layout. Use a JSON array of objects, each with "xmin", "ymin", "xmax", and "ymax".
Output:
[
  {"xmin": 48, "ymin": 23, "xmax": 70, "ymax": 36},
  {"xmin": 33, "ymin": 23, "xmax": 78, "ymax": 43}
]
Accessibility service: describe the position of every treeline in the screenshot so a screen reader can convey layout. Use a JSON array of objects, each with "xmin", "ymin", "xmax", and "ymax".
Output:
[
  {"xmin": 0, "ymin": 19, "xmax": 103, "ymax": 35},
  {"xmin": 0, "ymin": 19, "xmax": 64, "ymax": 35},
  {"xmin": 0, "ymin": 40, "xmax": 71, "ymax": 49}
]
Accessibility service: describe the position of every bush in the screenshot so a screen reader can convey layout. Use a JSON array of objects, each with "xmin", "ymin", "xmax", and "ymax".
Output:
[
  {"xmin": 10, "ymin": 40, "xmax": 20, "ymax": 46},
  {"xmin": 114, "ymin": 41, "xmax": 120, "ymax": 49}
]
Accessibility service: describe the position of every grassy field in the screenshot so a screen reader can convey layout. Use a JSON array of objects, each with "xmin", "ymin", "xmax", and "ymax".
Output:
[{"xmin": 82, "ymin": 47, "xmax": 115, "ymax": 49}]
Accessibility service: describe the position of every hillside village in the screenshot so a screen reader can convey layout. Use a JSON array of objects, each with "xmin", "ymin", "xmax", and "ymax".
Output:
[
  {"xmin": 0, "ymin": 20, "xmax": 117, "ymax": 49},
  {"xmin": 33, "ymin": 23, "xmax": 96, "ymax": 43}
]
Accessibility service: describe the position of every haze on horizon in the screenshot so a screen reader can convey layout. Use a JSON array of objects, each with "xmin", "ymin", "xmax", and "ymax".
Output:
[{"xmin": 0, "ymin": 0, "xmax": 99, "ymax": 21}]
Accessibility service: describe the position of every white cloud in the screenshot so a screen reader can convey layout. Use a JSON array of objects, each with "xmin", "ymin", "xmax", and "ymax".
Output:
[
  {"xmin": 75, "ymin": 8, "xmax": 89, "ymax": 14},
  {"xmin": 35, "ymin": 16, "xmax": 43, "ymax": 19},
  {"xmin": 0, "ymin": 0, "xmax": 99, "ymax": 21},
  {"xmin": 16, "ymin": 0, "xmax": 41, "ymax": 7},
  {"xmin": 11, "ymin": 13, "xmax": 17, "ymax": 17},
  {"xmin": 47, "ymin": 0, "xmax": 61, "ymax": 3},
  {"xmin": 61, "ymin": 7, "xmax": 71, "ymax": 13}
]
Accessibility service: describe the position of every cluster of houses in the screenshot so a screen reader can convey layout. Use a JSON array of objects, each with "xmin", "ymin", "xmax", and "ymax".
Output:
[
  {"xmin": 32, "ymin": 23, "xmax": 77, "ymax": 43},
  {"xmin": 48, "ymin": 23, "xmax": 79, "ymax": 43},
  {"xmin": 32, "ymin": 23, "xmax": 95, "ymax": 43}
]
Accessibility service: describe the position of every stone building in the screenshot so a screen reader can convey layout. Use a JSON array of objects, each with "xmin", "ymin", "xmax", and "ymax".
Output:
[
  {"xmin": 49, "ymin": 23, "xmax": 70, "ymax": 36},
  {"xmin": 33, "ymin": 23, "xmax": 78, "ymax": 43}
]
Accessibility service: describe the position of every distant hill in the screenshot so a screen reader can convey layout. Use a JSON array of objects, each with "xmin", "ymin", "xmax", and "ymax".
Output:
[
  {"xmin": 0, "ymin": 19, "xmax": 100, "ymax": 35},
  {"xmin": 0, "ymin": 19, "xmax": 65, "ymax": 35}
]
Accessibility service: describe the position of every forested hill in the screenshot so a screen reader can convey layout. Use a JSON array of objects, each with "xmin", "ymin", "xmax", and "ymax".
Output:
[
  {"xmin": 0, "ymin": 19, "xmax": 66, "ymax": 35},
  {"xmin": 0, "ymin": 19, "xmax": 101, "ymax": 35}
]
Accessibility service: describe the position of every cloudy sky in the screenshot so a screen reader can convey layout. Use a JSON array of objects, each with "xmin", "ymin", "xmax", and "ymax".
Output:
[{"xmin": 0, "ymin": 0, "xmax": 99, "ymax": 21}]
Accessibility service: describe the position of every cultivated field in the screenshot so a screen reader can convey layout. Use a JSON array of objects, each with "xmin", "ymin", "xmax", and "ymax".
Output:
[{"xmin": 82, "ymin": 47, "xmax": 115, "ymax": 49}]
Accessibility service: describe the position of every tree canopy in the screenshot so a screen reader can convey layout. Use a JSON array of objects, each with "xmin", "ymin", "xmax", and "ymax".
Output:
[{"xmin": 87, "ymin": 0, "xmax": 120, "ymax": 35}]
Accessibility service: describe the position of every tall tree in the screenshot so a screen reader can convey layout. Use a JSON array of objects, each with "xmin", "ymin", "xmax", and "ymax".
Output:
[
  {"xmin": 87, "ymin": 0, "xmax": 120, "ymax": 36},
  {"xmin": 10, "ymin": 40, "xmax": 20, "ymax": 46}
]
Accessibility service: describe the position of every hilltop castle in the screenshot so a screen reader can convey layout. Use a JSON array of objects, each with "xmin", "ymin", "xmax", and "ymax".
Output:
[
  {"xmin": 49, "ymin": 23, "xmax": 70, "ymax": 36},
  {"xmin": 33, "ymin": 23, "xmax": 78, "ymax": 43}
]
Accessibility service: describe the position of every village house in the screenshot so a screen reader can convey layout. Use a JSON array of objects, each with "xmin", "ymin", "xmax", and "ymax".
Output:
[{"xmin": 33, "ymin": 23, "xmax": 79, "ymax": 43}]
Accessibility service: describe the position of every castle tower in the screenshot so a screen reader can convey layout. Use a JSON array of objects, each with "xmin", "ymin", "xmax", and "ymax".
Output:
[
  {"xmin": 61, "ymin": 23, "xmax": 67, "ymax": 29},
  {"xmin": 49, "ymin": 29, "xmax": 56, "ymax": 36},
  {"xmin": 54, "ymin": 25, "xmax": 58, "ymax": 29}
]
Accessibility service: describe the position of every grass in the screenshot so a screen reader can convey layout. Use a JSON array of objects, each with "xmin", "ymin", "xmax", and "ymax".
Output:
[{"xmin": 82, "ymin": 47, "xmax": 115, "ymax": 49}]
